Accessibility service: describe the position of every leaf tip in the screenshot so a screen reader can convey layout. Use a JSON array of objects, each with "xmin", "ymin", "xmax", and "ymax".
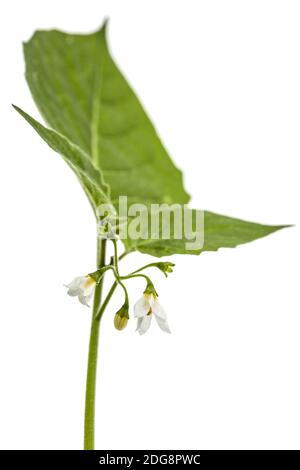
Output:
[
  {"xmin": 97, "ymin": 17, "xmax": 110, "ymax": 37},
  {"xmin": 11, "ymin": 104, "xmax": 24, "ymax": 117},
  {"xmin": 271, "ymin": 223, "xmax": 294, "ymax": 232},
  {"xmin": 102, "ymin": 17, "xmax": 110, "ymax": 30}
]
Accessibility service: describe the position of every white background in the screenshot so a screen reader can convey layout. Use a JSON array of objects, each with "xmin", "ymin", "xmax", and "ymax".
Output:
[{"xmin": 0, "ymin": 0, "xmax": 299, "ymax": 450}]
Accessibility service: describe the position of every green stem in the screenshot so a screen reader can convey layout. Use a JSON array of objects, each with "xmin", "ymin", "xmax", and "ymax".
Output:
[
  {"xmin": 95, "ymin": 281, "xmax": 118, "ymax": 320},
  {"xmin": 119, "ymin": 250, "xmax": 130, "ymax": 261},
  {"xmin": 121, "ymin": 273, "xmax": 152, "ymax": 284},
  {"xmin": 112, "ymin": 239, "xmax": 120, "ymax": 275},
  {"xmin": 84, "ymin": 238, "xmax": 106, "ymax": 450}
]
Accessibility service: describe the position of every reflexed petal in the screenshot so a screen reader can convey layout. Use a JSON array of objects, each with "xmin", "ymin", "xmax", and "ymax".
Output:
[
  {"xmin": 65, "ymin": 276, "xmax": 84, "ymax": 295},
  {"xmin": 78, "ymin": 294, "xmax": 90, "ymax": 307},
  {"xmin": 66, "ymin": 276, "xmax": 84, "ymax": 289},
  {"xmin": 154, "ymin": 314, "xmax": 171, "ymax": 334},
  {"xmin": 151, "ymin": 298, "xmax": 167, "ymax": 320},
  {"xmin": 134, "ymin": 295, "xmax": 150, "ymax": 318},
  {"xmin": 136, "ymin": 315, "xmax": 152, "ymax": 335},
  {"xmin": 136, "ymin": 317, "xmax": 143, "ymax": 331},
  {"xmin": 86, "ymin": 292, "xmax": 94, "ymax": 303},
  {"xmin": 67, "ymin": 288, "xmax": 80, "ymax": 297}
]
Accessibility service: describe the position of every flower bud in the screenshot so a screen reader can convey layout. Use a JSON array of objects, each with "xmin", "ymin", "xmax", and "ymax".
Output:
[
  {"xmin": 114, "ymin": 304, "xmax": 129, "ymax": 331},
  {"xmin": 151, "ymin": 262, "xmax": 175, "ymax": 277}
]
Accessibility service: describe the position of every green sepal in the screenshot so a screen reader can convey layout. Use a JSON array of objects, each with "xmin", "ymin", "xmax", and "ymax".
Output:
[
  {"xmin": 88, "ymin": 267, "xmax": 108, "ymax": 284},
  {"xmin": 144, "ymin": 280, "xmax": 158, "ymax": 297}
]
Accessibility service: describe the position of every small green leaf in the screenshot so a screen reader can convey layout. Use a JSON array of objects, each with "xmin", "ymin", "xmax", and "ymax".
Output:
[
  {"xmin": 13, "ymin": 105, "xmax": 110, "ymax": 209},
  {"xmin": 123, "ymin": 207, "xmax": 289, "ymax": 257}
]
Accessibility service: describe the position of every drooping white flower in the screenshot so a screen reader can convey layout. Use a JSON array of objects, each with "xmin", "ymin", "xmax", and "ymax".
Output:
[
  {"xmin": 134, "ymin": 293, "xmax": 171, "ymax": 335},
  {"xmin": 65, "ymin": 275, "xmax": 96, "ymax": 306}
]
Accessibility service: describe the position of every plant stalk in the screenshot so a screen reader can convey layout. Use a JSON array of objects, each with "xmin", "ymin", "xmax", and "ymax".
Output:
[{"xmin": 84, "ymin": 238, "xmax": 106, "ymax": 450}]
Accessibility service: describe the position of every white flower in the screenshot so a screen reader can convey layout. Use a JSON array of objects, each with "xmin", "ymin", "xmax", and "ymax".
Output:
[
  {"xmin": 65, "ymin": 275, "xmax": 96, "ymax": 306},
  {"xmin": 134, "ymin": 293, "xmax": 171, "ymax": 335}
]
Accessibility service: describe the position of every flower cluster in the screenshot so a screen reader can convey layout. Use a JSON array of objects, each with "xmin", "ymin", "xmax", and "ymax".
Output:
[{"xmin": 65, "ymin": 243, "xmax": 174, "ymax": 335}]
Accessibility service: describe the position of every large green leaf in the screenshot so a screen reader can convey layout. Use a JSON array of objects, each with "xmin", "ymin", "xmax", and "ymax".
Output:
[
  {"xmin": 23, "ymin": 21, "xmax": 189, "ymax": 206},
  {"xmin": 14, "ymin": 22, "xmax": 289, "ymax": 258}
]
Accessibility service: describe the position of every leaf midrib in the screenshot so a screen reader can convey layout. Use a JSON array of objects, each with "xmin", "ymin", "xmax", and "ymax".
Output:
[{"xmin": 90, "ymin": 32, "xmax": 103, "ymax": 165}]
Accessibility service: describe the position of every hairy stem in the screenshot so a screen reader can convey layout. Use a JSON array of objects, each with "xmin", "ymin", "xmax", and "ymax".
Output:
[{"xmin": 84, "ymin": 238, "xmax": 106, "ymax": 450}]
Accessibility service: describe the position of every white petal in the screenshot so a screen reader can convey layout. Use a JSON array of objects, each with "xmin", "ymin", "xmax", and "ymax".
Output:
[
  {"xmin": 66, "ymin": 276, "xmax": 84, "ymax": 289},
  {"xmin": 67, "ymin": 288, "xmax": 80, "ymax": 297},
  {"xmin": 154, "ymin": 314, "xmax": 171, "ymax": 334},
  {"xmin": 136, "ymin": 317, "xmax": 143, "ymax": 331},
  {"xmin": 151, "ymin": 298, "xmax": 167, "ymax": 320},
  {"xmin": 136, "ymin": 315, "xmax": 152, "ymax": 335},
  {"xmin": 65, "ymin": 277, "xmax": 84, "ymax": 295},
  {"xmin": 147, "ymin": 293, "xmax": 157, "ymax": 307},
  {"xmin": 86, "ymin": 292, "xmax": 94, "ymax": 303},
  {"xmin": 65, "ymin": 275, "xmax": 96, "ymax": 305},
  {"xmin": 82, "ymin": 284, "xmax": 95, "ymax": 297},
  {"xmin": 134, "ymin": 295, "xmax": 150, "ymax": 318},
  {"xmin": 78, "ymin": 294, "xmax": 90, "ymax": 307}
]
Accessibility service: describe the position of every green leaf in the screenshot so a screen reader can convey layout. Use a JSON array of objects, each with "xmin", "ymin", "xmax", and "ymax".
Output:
[
  {"xmin": 14, "ymin": 22, "xmax": 289, "ymax": 258},
  {"xmin": 122, "ymin": 207, "xmax": 289, "ymax": 257},
  {"xmin": 13, "ymin": 105, "xmax": 110, "ymax": 209},
  {"xmin": 22, "ymin": 21, "xmax": 189, "ymax": 206}
]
